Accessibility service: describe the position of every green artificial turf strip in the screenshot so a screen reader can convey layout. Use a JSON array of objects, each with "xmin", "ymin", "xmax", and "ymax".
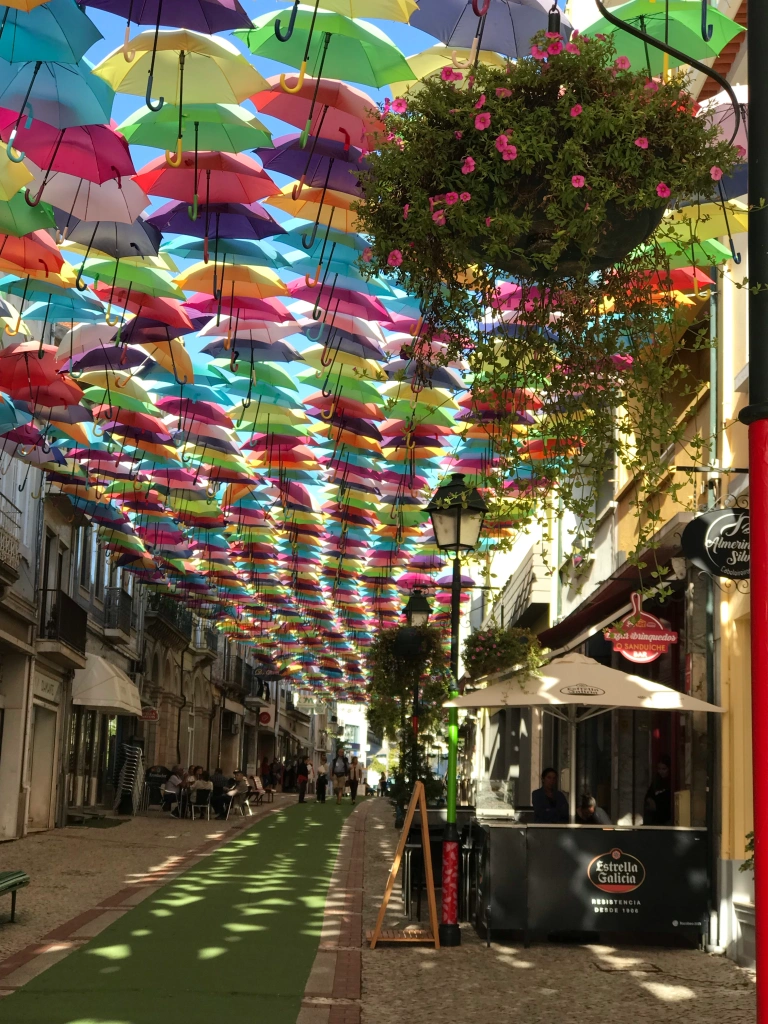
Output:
[{"xmin": 0, "ymin": 802, "xmax": 354, "ymax": 1024}]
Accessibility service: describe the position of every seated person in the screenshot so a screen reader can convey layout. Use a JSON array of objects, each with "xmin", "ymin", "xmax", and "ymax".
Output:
[
  {"xmin": 217, "ymin": 770, "xmax": 249, "ymax": 819},
  {"xmin": 190, "ymin": 770, "xmax": 214, "ymax": 804},
  {"xmin": 531, "ymin": 767, "xmax": 570, "ymax": 823},
  {"xmin": 575, "ymin": 794, "xmax": 611, "ymax": 825},
  {"xmin": 162, "ymin": 765, "xmax": 183, "ymax": 814}
]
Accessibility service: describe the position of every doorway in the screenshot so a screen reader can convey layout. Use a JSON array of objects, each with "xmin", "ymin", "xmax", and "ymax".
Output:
[{"xmin": 28, "ymin": 704, "xmax": 57, "ymax": 830}]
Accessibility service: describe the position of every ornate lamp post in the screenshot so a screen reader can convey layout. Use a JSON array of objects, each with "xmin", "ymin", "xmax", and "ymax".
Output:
[{"xmin": 425, "ymin": 472, "xmax": 487, "ymax": 946}]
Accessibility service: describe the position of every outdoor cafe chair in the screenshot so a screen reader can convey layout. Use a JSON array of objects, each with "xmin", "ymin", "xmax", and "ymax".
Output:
[{"xmin": 190, "ymin": 789, "xmax": 212, "ymax": 821}]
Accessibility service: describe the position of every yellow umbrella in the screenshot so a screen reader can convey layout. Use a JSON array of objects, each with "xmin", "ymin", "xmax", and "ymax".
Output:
[
  {"xmin": 78, "ymin": 370, "xmax": 156, "ymax": 404},
  {"xmin": 275, "ymin": 0, "xmax": 416, "ymax": 19},
  {"xmin": 0, "ymin": 142, "xmax": 33, "ymax": 201},
  {"xmin": 302, "ymin": 344, "xmax": 382, "ymax": 378},
  {"xmin": 93, "ymin": 30, "xmax": 269, "ymax": 111},
  {"xmin": 4, "ymin": 0, "xmax": 50, "ymax": 7},
  {"xmin": 390, "ymin": 44, "xmax": 508, "ymax": 97},
  {"xmin": 660, "ymin": 201, "xmax": 748, "ymax": 244},
  {"xmin": 140, "ymin": 339, "xmax": 194, "ymax": 385},
  {"xmin": 380, "ymin": 381, "xmax": 459, "ymax": 409},
  {"xmin": 266, "ymin": 184, "xmax": 359, "ymax": 232},
  {"xmin": 174, "ymin": 261, "xmax": 288, "ymax": 299}
]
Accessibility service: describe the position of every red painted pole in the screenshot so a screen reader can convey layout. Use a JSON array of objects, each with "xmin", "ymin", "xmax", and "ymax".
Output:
[{"xmin": 740, "ymin": 1, "xmax": 768, "ymax": 1011}]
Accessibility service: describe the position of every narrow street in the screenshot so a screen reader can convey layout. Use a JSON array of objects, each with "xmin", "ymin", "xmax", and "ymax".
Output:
[{"xmin": 0, "ymin": 796, "xmax": 755, "ymax": 1024}]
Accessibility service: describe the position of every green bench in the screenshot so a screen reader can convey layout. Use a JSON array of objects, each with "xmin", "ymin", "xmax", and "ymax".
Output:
[{"xmin": 0, "ymin": 871, "xmax": 29, "ymax": 923}]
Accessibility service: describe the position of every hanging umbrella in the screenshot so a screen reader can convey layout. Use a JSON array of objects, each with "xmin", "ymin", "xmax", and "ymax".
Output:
[
  {"xmin": 85, "ymin": 0, "xmax": 252, "ymax": 46},
  {"xmin": 55, "ymin": 213, "xmax": 161, "ymax": 262},
  {"xmin": 253, "ymin": 75, "xmax": 382, "ymax": 151},
  {"xmin": 700, "ymin": 84, "xmax": 748, "ymax": 157},
  {"xmin": 0, "ymin": 58, "xmax": 114, "ymax": 146},
  {"xmin": 0, "ymin": 188, "xmax": 54, "ymax": 235},
  {"xmin": 235, "ymin": 10, "xmax": 416, "ymax": 91},
  {"xmin": 257, "ymin": 133, "xmax": 367, "ymax": 198},
  {"xmin": 79, "ymin": 258, "xmax": 185, "ymax": 300},
  {"xmin": 89, "ymin": 286, "xmax": 193, "ymax": 328},
  {"xmin": 266, "ymin": 184, "xmax": 358, "ymax": 244},
  {"xmin": 410, "ymin": 0, "xmax": 572, "ymax": 59},
  {"xmin": 93, "ymin": 29, "xmax": 268, "ymax": 117},
  {"xmin": 581, "ymin": 0, "xmax": 745, "ymax": 76},
  {"xmin": 0, "ymin": 140, "xmax": 30, "ymax": 199},
  {"xmin": 119, "ymin": 102, "xmax": 273, "ymax": 154},
  {"xmin": 0, "ymin": 229, "xmax": 64, "ymax": 274},
  {"xmin": 174, "ymin": 261, "xmax": 288, "ymax": 299},
  {"xmin": 390, "ymin": 43, "xmax": 508, "ymax": 96},
  {"xmin": 0, "ymin": 116, "xmax": 134, "ymax": 195},
  {"xmin": 27, "ymin": 168, "xmax": 148, "ymax": 226},
  {"xmin": 147, "ymin": 199, "xmax": 285, "ymax": 240},
  {"xmin": 133, "ymin": 151, "xmax": 279, "ymax": 217},
  {"xmin": 287, "ymin": 279, "xmax": 389, "ymax": 320},
  {"xmin": 0, "ymin": 0, "xmax": 102, "ymax": 64},
  {"xmin": 161, "ymin": 235, "xmax": 290, "ymax": 268}
]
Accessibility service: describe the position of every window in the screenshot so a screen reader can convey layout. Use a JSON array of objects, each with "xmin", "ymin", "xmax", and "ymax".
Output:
[{"xmin": 79, "ymin": 526, "xmax": 90, "ymax": 588}]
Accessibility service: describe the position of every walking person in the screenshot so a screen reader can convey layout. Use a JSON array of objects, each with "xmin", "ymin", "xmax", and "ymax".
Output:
[
  {"xmin": 378, "ymin": 772, "xmax": 387, "ymax": 798},
  {"xmin": 316, "ymin": 755, "xmax": 328, "ymax": 803},
  {"xmin": 297, "ymin": 756, "xmax": 309, "ymax": 803},
  {"xmin": 331, "ymin": 747, "xmax": 349, "ymax": 805},
  {"xmin": 348, "ymin": 757, "xmax": 364, "ymax": 804}
]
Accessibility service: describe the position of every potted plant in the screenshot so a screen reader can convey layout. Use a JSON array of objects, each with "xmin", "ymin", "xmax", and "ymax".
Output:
[{"xmin": 463, "ymin": 625, "xmax": 543, "ymax": 681}]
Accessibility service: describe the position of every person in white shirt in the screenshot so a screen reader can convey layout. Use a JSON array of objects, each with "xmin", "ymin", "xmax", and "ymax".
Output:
[{"xmin": 163, "ymin": 765, "xmax": 183, "ymax": 814}]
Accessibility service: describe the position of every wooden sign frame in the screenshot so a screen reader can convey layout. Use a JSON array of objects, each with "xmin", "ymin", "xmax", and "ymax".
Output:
[{"xmin": 368, "ymin": 781, "xmax": 440, "ymax": 949}]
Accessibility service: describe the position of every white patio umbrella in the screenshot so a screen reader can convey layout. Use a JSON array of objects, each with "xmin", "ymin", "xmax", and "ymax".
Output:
[{"xmin": 445, "ymin": 652, "xmax": 723, "ymax": 819}]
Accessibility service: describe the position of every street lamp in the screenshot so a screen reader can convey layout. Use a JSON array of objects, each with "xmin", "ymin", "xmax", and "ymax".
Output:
[
  {"xmin": 425, "ymin": 472, "xmax": 487, "ymax": 947},
  {"xmin": 404, "ymin": 588, "xmax": 432, "ymax": 627}
]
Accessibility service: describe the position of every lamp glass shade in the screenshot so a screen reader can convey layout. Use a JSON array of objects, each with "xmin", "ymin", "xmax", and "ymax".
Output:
[
  {"xmin": 404, "ymin": 590, "xmax": 431, "ymax": 627},
  {"xmin": 426, "ymin": 473, "xmax": 487, "ymax": 553}
]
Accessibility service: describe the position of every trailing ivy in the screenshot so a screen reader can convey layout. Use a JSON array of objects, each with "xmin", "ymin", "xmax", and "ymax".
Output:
[{"xmin": 463, "ymin": 624, "xmax": 543, "ymax": 681}]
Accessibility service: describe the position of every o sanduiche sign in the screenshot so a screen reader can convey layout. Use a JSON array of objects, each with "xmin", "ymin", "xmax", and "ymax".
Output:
[
  {"xmin": 604, "ymin": 592, "xmax": 678, "ymax": 665},
  {"xmin": 588, "ymin": 848, "xmax": 646, "ymax": 894}
]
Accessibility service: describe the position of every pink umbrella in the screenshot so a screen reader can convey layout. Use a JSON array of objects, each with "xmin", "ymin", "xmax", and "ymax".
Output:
[
  {"xmin": 0, "ymin": 115, "xmax": 134, "ymax": 202},
  {"xmin": 183, "ymin": 294, "xmax": 292, "ymax": 322},
  {"xmin": 287, "ymin": 281, "xmax": 389, "ymax": 322}
]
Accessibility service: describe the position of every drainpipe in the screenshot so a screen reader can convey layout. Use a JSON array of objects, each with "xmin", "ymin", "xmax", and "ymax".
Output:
[
  {"xmin": 176, "ymin": 649, "xmax": 186, "ymax": 766},
  {"xmin": 206, "ymin": 664, "xmax": 214, "ymax": 768},
  {"xmin": 19, "ymin": 478, "xmax": 46, "ymax": 835}
]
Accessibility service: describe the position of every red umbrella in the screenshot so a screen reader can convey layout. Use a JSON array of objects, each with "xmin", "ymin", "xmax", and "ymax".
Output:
[
  {"xmin": 9, "ymin": 377, "xmax": 84, "ymax": 407},
  {"xmin": 287, "ymin": 281, "xmax": 389, "ymax": 321},
  {"xmin": 183, "ymin": 294, "xmax": 291, "ymax": 322},
  {"xmin": 133, "ymin": 152, "xmax": 279, "ymax": 212},
  {"xmin": 0, "ymin": 114, "xmax": 134, "ymax": 198},
  {"xmin": 156, "ymin": 396, "xmax": 233, "ymax": 429},
  {"xmin": 0, "ymin": 231, "xmax": 64, "ymax": 274},
  {"xmin": 253, "ymin": 76, "xmax": 384, "ymax": 150},
  {"xmin": 90, "ymin": 286, "xmax": 194, "ymax": 329},
  {"xmin": 0, "ymin": 342, "xmax": 59, "ymax": 391}
]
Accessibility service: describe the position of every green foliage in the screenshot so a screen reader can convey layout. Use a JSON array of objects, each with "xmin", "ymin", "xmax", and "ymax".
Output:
[
  {"xmin": 740, "ymin": 831, "xmax": 754, "ymax": 875},
  {"xmin": 389, "ymin": 736, "xmax": 445, "ymax": 807},
  {"xmin": 365, "ymin": 625, "xmax": 449, "ymax": 741},
  {"xmin": 355, "ymin": 31, "xmax": 741, "ymax": 574},
  {"xmin": 463, "ymin": 625, "xmax": 543, "ymax": 681}
]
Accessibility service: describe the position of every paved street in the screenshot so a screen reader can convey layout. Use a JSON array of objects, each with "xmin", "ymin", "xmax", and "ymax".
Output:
[{"xmin": 0, "ymin": 795, "xmax": 756, "ymax": 1023}]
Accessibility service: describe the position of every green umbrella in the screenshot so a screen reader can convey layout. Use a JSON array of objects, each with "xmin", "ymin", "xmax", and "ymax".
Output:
[
  {"xmin": 0, "ymin": 189, "xmax": 55, "ymax": 237},
  {"xmin": 235, "ymin": 8, "xmax": 416, "ymax": 90},
  {"xmin": 582, "ymin": 0, "xmax": 745, "ymax": 75},
  {"xmin": 79, "ymin": 258, "xmax": 186, "ymax": 300},
  {"xmin": 118, "ymin": 103, "xmax": 273, "ymax": 154}
]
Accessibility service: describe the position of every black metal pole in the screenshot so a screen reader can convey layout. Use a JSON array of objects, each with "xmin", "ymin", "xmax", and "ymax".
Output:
[{"xmin": 738, "ymin": 2, "xmax": 768, "ymax": 1014}]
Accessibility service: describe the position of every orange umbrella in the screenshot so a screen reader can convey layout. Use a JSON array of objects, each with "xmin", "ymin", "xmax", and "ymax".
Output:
[{"xmin": 0, "ymin": 229, "xmax": 64, "ymax": 274}]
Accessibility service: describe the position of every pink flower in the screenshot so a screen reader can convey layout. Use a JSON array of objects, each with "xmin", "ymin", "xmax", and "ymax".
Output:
[
  {"xmin": 362, "ymin": 247, "xmax": 372, "ymax": 263},
  {"xmin": 383, "ymin": 97, "xmax": 391, "ymax": 113},
  {"xmin": 548, "ymin": 40, "xmax": 564, "ymax": 55},
  {"xmin": 475, "ymin": 112, "xmax": 491, "ymax": 130},
  {"xmin": 461, "ymin": 192, "xmax": 471, "ymax": 202},
  {"xmin": 502, "ymin": 145, "xmax": 518, "ymax": 160},
  {"xmin": 495, "ymin": 87, "xmax": 512, "ymax": 98},
  {"xmin": 485, "ymin": 217, "xmax": 492, "ymax": 227},
  {"xmin": 595, "ymin": 33, "xmax": 607, "ymax": 41},
  {"xmin": 565, "ymin": 42, "xmax": 581, "ymax": 55},
  {"xmin": 441, "ymin": 65, "xmax": 461, "ymax": 81},
  {"xmin": 644, "ymin": 78, "xmax": 659, "ymax": 92},
  {"xmin": 474, "ymin": 94, "xmax": 486, "ymax": 109},
  {"xmin": 611, "ymin": 353, "xmax": 634, "ymax": 370},
  {"xmin": 634, "ymin": 136, "xmax": 649, "ymax": 149},
  {"xmin": 545, "ymin": 31, "xmax": 561, "ymax": 39},
  {"xmin": 445, "ymin": 192, "xmax": 459, "ymax": 205},
  {"xmin": 736, "ymin": 144, "xmax": 747, "ymax": 158},
  {"xmin": 656, "ymin": 182, "xmax": 671, "ymax": 198},
  {"xmin": 402, "ymin": 203, "xmax": 410, "ymax": 220},
  {"xmin": 570, "ymin": 104, "xmax": 583, "ymax": 117},
  {"xmin": 710, "ymin": 166, "xmax": 723, "ymax": 181},
  {"xmin": 387, "ymin": 249, "xmax": 403, "ymax": 267},
  {"xmin": 495, "ymin": 134, "xmax": 509, "ymax": 152},
  {"xmin": 432, "ymin": 210, "xmax": 446, "ymax": 226},
  {"xmin": 461, "ymin": 156, "xmax": 476, "ymax": 174},
  {"xmin": 571, "ymin": 174, "xmax": 585, "ymax": 188},
  {"xmin": 531, "ymin": 44, "xmax": 548, "ymax": 60},
  {"xmin": 614, "ymin": 55, "xmax": 631, "ymax": 70},
  {"xmin": 455, "ymin": 130, "xmax": 464, "ymax": 139},
  {"xmin": 391, "ymin": 97, "xmax": 408, "ymax": 114}
]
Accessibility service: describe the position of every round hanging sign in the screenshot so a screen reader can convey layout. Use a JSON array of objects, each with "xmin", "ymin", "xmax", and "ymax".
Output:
[
  {"xmin": 604, "ymin": 593, "xmax": 678, "ymax": 665},
  {"xmin": 681, "ymin": 508, "xmax": 750, "ymax": 580}
]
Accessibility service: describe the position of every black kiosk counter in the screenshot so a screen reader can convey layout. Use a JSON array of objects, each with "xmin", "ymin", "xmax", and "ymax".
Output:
[{"xmin": 473, "ymin": 820, "xmax": 708, "ymax": 943}]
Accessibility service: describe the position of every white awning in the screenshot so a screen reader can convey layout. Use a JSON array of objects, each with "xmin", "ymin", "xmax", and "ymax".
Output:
[
  {"xmin": 72, "ymin": 655, "xmax": 142, "ymax": 716},
  {"xmin": 446, "ymin": 653, "xmax": 723, "ymax": 713}
]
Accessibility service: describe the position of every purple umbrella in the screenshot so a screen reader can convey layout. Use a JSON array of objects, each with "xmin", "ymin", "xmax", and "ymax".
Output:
[
  {"xmin": 410, "ymin": 0, "xmax": 572, "ymax": 60},
  {"xmin": 147, "ymin": 200, "xmax": 285, "ymax": 242},
  {"xmin": 256, "ymin": 133, "xmax": 368, "ymax": 200},
  {"xmin": 200, "ymin": 338, "xmax": 302, "ymax": 362},
  {"xmin": 113, "ymin": 316, "xmax": 194, "ymax": 346}
]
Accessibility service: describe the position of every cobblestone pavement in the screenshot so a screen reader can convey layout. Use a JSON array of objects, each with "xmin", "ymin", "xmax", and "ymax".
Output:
[
  {"xmin": 0, "ymin": 795, "xmax": 293, "ymax": 961},
  {"xmin": 361, "ymin": 799, "xmax": 756, "ymax": 1024}
]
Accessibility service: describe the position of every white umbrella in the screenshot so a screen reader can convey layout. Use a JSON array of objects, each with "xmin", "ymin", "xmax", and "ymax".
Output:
[
  {"xmin": 57, "ymin": 322, "xmax": 124, "ymax": 365},
  {"xmin": 26, "ymin": 166, "xmax": 149, "ymax": 225},
  {"xmin": 446, "ymin": 653, "xmax": 722, "ymax": 819}
]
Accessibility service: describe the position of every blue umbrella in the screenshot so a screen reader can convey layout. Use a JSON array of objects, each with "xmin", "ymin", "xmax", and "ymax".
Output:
[
  {"xmin": 0, "ymin": 0, "xmax": 102, "ymax": 64},
  {"xmin": 410, "ymin": 0, "xmax": 572, "ymax": 58},
  {"xmin": 0, "ymin": 57, "xmax": 114, "ymax": 137},
  {"xmin": 22, "ymin": 298, "xmax": 106, "ymax": 323},
  {"xmin": 160, "ymin": 235, "xmax": 293, "ymax": 269}
]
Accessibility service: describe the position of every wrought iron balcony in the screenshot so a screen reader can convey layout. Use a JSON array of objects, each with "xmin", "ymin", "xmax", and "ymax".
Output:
[
  {"xmin": 104, "ymin": 588, "xmax": 133, "ymax": 641},
  {"xmin": 38, "ymin": 588, "xmax": 87, "ymax": 667},
  {"xmin": 192, "ymin": 619, "xmax": 219, "ymax": 659},
  {"xmin": 145, "ymin": 592, "xmax": 192, "ymax": 650},
  {"xmin": 0, "ymin": 493, "xmax": 21, "ymax": 589}
]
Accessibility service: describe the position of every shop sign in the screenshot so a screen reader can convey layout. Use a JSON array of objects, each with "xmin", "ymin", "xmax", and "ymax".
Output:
[
  {"xmin": 258, "ymin": 708, "xmax": 274, "ymax": 727},
  {"xmin": 140, "ymin": 706, "xmax": 159, "ymax": 722},
  {"xmin": 587, "ymin": 849, "xmax": 646, "ymax": 894},
  {"xmin": 603, "ymin": 592, "xmax": 678, "ymax": 665},
  {"xmin": 681, "ymin": 507, "xmax": 750, "ymax": 580}
]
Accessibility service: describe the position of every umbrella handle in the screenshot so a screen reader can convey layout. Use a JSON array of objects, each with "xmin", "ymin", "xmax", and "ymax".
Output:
[
  {"xmin": 304, "ymin": 322, "xmax": 323, "ymax": 342},
  {"xmin": 105, "ymin": 305, "xmax": 120, "ymax": 327},
  {"xmin": 305, "ymin": 263, "xmax": 322, "ymax": 289},
  {"xmin": 6, "ymin": 128, "xmax": 25, "ymax": 163},
  {"xmin": 165, "ymin": 137, "xmax": 183, "ymax": 168},
  {"xmin": 23, "ymin": 184, "xmax": 44, "ymax": 207},
  {"xmin": 123, "ymin": 25, "xmax": 136, "ymax": 62},
  {"xmin": 338, "ymin": 127, "xmax": 350, "ymax": 152},
  {"xmin": 146, "ymin": 73, "xmax": 164, "ymax": 113},
  {"xmin": 701, "ymin": 0, "xmax": 713, "ymax": 42},
  {"xmin": 38, "ymin": 259, "xmax": 48, "ymax": 278},
  {"xmin": 275, "ymin": 0, "xmax": 299, "ymax": 42},
  {"xmin": 472, "ymin": 0, "xmax": 490, "ymax": 15},
  {"xmin": 320, "ymin": 400, "xmax": 337, "ymax": 421},
  {"xmin": 188, "ymin": 194, "xmax": 199, "ymax": 222},
  {"xmin": 301, "ymin": 220, "xmax": 319, "ymax": 249},
  {"xmin": 451, "ymin": 50, "xmax": 472, "ymax": 69},
  {"xmin": 281, "ymin": 61, "xmax": 306, "ymax": 94},
  {"xmin": 291, "ymin": 175, "xmax": 306, "ymax": 201}
]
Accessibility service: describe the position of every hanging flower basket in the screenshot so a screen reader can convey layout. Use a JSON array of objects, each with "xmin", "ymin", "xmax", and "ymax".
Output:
[{"xmin": 357, "ymin": 30, "xmax": 741, "ymax": 289}]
